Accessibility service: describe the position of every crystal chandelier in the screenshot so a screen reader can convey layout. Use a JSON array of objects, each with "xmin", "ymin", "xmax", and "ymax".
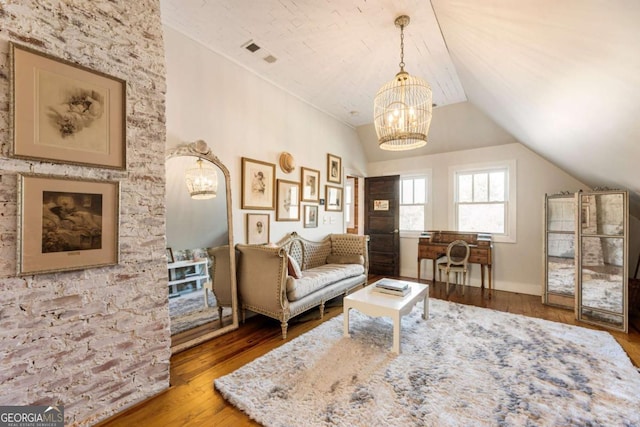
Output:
[
  {"xmin": 373, "ymin": 15, "xmax": 433, "ymax": 151},
  {"xmin": 184, "ymin": 158, "xmax": 218, "ymax": 200}
]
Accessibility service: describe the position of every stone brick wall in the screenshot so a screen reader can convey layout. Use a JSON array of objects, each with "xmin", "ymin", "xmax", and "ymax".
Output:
[{"xmin": 0, "ymin": 1, "xmax": 170, "ymax": 425}]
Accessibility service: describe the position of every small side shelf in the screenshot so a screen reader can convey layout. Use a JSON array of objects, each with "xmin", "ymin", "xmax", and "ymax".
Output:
[{"xmin": 168, "ymin": 259, "xmax": 209, "ymax": 297}]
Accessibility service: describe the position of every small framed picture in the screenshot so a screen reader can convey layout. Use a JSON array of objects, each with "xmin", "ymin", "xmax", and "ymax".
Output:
[
  {"xmin": 172, "ymin": 249, "xmax": 190, "ymax": 262},
  {"xmin": 10, "ymin": 43, "xmax": 126, "ymax": 169},
  {"xmin": 241, "ymin": 157, "xmax": 276, "ymax": 210},
  {"xmin": 246, "ymin": 213, "xmax": 270, "ymax": 244},
  {"xmin": 327, "ymin": 153, "xmax": 342, "ymax": 184},
  {"xmin": 304, "ymin": 205, "xmax": 318, "ymax": 228},
  {"xmin": 191, "ymin": 247, "xmax": 208, "ymax": 261},
  {"xmin": 325, "ymin": 185, "xmax": 343, "ymax": 212},
  {"xmin": 166, "ymin": 248, "xmax": 175, "ymax": 263},
  {"xmin": 276, "ymin": 179, "xmax": 300, "ymax": 221},
  {"xmin": 374, "ymin": 200, "xmax": 390, "ymax": 211},
  {"xmin": 18, "ymin": 173, "xmax": 120, "ymax": 275},
  {"xmin": 301, "ymin": 167, "xmax": 320, "ymax": 202}
]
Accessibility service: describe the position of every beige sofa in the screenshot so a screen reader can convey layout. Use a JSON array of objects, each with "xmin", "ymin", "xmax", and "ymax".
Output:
[
  {"xmin": 206, "ymin": 245, "xmax": 233, "ymax": 326},
  {"xmin": 235, "ymin": 232, "xmax": 369, "ymax": 338}
]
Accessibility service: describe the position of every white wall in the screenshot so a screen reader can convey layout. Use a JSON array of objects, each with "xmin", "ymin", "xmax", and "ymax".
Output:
[
  {"xmin": 163, "ymin": 26, "xmax": 368, "ymax": 243},
  {"xmin": 165, "ymin": 156, "xmax": 229, "ymax": 250},
  {"xmin": 368, "ymin": 142, "xmax": 587, "ymax": 295}
]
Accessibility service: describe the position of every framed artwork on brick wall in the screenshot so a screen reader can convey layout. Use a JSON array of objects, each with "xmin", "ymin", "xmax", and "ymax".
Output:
[
  {"xmin": 18, "ymin": 174, "xmax": 120, "ymax": 275},
  {"xmin": 10, "ymin": 42, "xmax": 126, "ymax": 169}
]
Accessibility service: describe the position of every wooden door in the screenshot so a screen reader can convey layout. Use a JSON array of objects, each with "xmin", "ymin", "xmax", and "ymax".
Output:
[{"xmin": 365, "ymin": 175, "xmax": 400, "ymax": 276}]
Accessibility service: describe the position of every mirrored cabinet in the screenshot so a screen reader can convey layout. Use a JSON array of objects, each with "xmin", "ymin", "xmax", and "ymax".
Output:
[
  {"xmin": 577, "ymin": 190, "xmax": 628, "ymax": 332},
  {"xmin": 544, "ymin": 193, "xmax": 577, "ymax": 309},
  {"xmin": 544, "ymin": 190, "xmax": 629, "ymax": 332}
]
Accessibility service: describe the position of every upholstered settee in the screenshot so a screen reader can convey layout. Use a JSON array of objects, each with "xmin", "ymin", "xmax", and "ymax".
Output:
[
  {"xmin": 235, "ymin": 232, "xmax": 369, "ymax": 339},
  {"xmin": 206, "ymin": 245, "xmax": 233, "ymax": 326}
]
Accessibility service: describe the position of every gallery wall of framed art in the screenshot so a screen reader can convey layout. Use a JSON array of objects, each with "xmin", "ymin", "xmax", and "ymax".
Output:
[{"xmin": 9, "ymin": 42, "xmax": 127, "ymax": 276}]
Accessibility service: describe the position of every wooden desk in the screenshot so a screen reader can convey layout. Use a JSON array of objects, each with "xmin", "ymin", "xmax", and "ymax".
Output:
[{"xmin": 417, "ymin": 231, "xmax": 493, "ymax": 291}]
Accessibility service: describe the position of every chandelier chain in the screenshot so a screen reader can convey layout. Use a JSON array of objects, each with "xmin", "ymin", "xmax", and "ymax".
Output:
[{"xmin": 399, "ymin": 23, "xmax": 405, "ymax": 71}]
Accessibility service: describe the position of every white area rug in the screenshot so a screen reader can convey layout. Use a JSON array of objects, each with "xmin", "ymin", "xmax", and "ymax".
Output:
[
  {"xmin": 169, "ymin": 290, "xmax": 219, "ymax": 335},
  {"xmin": 215, "ymin": 299, "xmax": 640, "ymax": 426}
]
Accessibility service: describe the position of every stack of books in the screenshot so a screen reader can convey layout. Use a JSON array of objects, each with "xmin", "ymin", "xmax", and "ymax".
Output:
[{"xmin": 373, "ymin": 279, "xmax": 410, "ymax": 296}]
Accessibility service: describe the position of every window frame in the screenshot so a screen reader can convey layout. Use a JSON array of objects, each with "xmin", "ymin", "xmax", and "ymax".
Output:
[
  {"xmin": 449, "ymin": 160, "xmax": 517, "ymax": 243},
  {"xmin": 399, "ymin": 171, "xmax": 432, "ymax": 238}
]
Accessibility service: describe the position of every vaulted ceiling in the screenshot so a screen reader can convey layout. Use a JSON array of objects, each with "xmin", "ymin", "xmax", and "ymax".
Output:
[{"xmin": 160, "ymin": 0, "xmax": 640, "ymax": 212}]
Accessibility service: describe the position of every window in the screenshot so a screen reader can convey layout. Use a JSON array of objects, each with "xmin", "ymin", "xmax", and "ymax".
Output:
[
  {"xmin": 400, "ymin": 176, "xmax": 428, "ymax": 232},
  {"xmin": 451, "ymin": 161, "xmax": 516, "ymax": 243},
  {"xmin": 345, "ymin": 177, "xmax": 355, "ymax": 232}
]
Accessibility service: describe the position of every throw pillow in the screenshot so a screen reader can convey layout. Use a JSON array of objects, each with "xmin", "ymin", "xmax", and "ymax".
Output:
[
  {"xmin": 287, "ymin": 254, "xmax": 303, "ymax": 279},
  {"xmin": 326, "ymin": 254, "xmax": 364, "ymax": 265}
]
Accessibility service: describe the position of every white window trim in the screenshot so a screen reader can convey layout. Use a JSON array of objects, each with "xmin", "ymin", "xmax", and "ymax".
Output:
[
  {"xmin": 344, "ymin": 177, "xmax": 354, "ymax": 229},
  {"xmin": 448, "ymin": 160, "xmax": 517, "ymax": 243},
  {"xmin": 398, "ymin": 169, "xmax": 433, "ymax": 239}
]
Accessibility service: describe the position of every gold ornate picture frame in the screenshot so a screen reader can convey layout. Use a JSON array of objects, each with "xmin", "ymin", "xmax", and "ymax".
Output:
[
  {"xmin": 276, "ymin": 179, "xmax": 300, "ymax": 221},
  {"xmin": 246, "ymin": 213, "xmax": 270, "ymax": 244},
  {"xmin": 301, "ymin": 167, "xmax": 320, "ymax": 202},
  {"xmin": 325, "ymin": 185, "xmax": 343, "ymax": 212},
  {"xmin": 241, "ymin": 157, "xmax": 276, "ymax": 210},
  {"xmin": 304, "ymin": 205, "xmax": 318, "ymax": 228},
  {"xmin": 18, "ymin": 173, "xmax": 120, "ymax": 275},
  {"xmin": 327, "ymin": 153, "xmax": 342, "ymax": 184},
  {"xmin": 10, "ymin": 42, "xmax": 126, "ymax": 169}
]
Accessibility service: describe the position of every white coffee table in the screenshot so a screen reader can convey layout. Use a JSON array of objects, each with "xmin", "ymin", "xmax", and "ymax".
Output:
[{"xmin": 343, "ymin": 279, "xmax": 429, "ymax": 354}]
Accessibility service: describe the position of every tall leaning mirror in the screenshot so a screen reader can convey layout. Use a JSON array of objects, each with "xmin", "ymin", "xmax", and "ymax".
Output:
[
  {"xmin": 165, "ymin": 140, "xmax": 238, "ymax": 354},
  {"xmin": 577, "ymin": 190, "xmax": 628, "ymax": 332}
]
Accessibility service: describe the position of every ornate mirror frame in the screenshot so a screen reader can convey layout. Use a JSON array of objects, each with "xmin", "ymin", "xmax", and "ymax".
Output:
[{"xmin": 166, "ymin": 140, "xmax": 239, "ymax": 353}]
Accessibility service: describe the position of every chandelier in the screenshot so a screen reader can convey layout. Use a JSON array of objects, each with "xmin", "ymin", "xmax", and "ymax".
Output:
[
  {"xmin": 184, "ymin": 158, "xmax": 218, "ymax": 200},
  {"xmin": 373, "ymin": 15, "xmax": 433, "ymax": 151}
]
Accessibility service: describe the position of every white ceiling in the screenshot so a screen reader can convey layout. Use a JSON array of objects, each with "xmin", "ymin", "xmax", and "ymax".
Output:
[{"xmin": 160, "ymin": 0, "xmax": 640, "ymax": 211}]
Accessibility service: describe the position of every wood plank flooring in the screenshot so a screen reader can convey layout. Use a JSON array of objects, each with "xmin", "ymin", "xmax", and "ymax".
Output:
[{"xmin": 97, "ymin": 276, "xmax": 640, "ymax": 427}]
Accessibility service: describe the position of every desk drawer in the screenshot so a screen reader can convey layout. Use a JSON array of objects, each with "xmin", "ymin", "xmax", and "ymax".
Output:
[
  {"xmin": 469, "ymin": 249, "xmax": 489, "ymax": 264},
  {"xmin": 419, "ymin": 245, "xmax": 444, "ymax": 259}
]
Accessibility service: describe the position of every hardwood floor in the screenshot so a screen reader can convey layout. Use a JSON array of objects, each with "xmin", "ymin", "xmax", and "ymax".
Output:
[{"xmin": 97, "ymin": 276, "xmax": 640, "ymax": 427}]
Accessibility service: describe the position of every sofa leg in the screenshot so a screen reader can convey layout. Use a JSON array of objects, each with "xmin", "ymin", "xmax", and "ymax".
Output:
[
  {"xmin": 241, "ymin": 308, "xmax": 246, "ymax": 324},
  {"xmin": 319, "ymin": 302, "xmax": 325, "ymax": 319},
  {"xmin": 218, "ymin": 306, "xmax": 224, "ymax": 327},
  {"xmin": 280, "ymin": 321, "xmax": 288, "ymax": 339}
]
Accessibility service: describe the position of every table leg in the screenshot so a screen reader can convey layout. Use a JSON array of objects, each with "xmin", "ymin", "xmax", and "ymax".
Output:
[
  {"xmin": 343, "ymin": 306, "xmax": 351, "ymax": 337},
  {"xmin": 481, "ymin": 264, "xmax": 486, "ymax": 289},
  {"xmin": 432, "ymin": 259, "xmax": 436, "ymax": 283},
  {"xmin": 392, "ymin": 313, "xmax": 401, "ymax": 354},
  {"xmin": 422, "ymin": 295, "xmax": 429, "ymax": 320},
  {"xmin": 488, "ymin": 265, "xmax": 493, "ymax": 292},
  {"xmin": 417, "ymin": 259, "xmax": 421, "ymax": 284}
]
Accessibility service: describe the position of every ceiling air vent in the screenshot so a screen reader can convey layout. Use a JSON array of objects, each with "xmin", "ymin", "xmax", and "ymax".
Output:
[
  {"xmin": 263, "ymin": 55, "xmax": 277, "ymax": 64},
  {"xmin": 242, "ymin": 40, "xmax": 261, "ymax": 53}
]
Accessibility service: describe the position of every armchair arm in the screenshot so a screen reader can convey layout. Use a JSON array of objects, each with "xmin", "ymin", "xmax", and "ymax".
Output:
[
  {"xmin": 235, "ymin": 244, "xmax": 289, "ymax": 315},
  {"xmin": 207, "ymin": 245, "xmax": 232, "ymax": 306}
]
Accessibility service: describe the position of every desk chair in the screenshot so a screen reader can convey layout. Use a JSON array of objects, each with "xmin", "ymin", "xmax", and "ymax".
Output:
[{"xmin": 437, "ymin": 240, "xmax": 470, "ymax": 294}]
